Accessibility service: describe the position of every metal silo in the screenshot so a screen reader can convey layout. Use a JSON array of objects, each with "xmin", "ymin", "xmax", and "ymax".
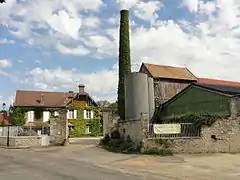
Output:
[{"xmin": 125, "ymin": 73, "xmax": 149, "ymax": 120}]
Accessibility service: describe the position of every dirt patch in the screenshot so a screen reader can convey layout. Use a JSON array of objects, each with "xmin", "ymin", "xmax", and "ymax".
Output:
[{"xmin": 110, "ymin": 153, "xmax": 240, "ymax": 180}]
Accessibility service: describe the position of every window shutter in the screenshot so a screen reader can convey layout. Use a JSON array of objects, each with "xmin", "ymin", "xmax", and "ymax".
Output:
[
  {"xmin": 43, "ymin": 111, "xmax": 50, "ymax": 122},
  {"xmin": 27, "ymin": 111, "xmax": 31, "ymax": 122},
  {"xmin": 30, "ymin": 111, "xmax": 34, "ymax": 122},
  {"xmin": 74, "ymin": 110, "xmax": 77, "ymax": 119},
  {"xmin": 83, "ymin": 110, "xmax": 87, "ymax": 119},
  {"xmin": 54, "ymin": 111, "xmax": 59, "ymax": 117},
  {"xmin": 90, "ymin": 110, "xmax": 94, "ymax": 119},
  {"xmin": 67, "ymin": 110, "xmax": 69, "ymax": 119}
]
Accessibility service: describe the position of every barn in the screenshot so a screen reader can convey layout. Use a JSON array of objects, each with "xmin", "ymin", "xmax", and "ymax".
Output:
[
  {"xmin": 157, "ymin": 83, "xmax": 240, "ymax": 120},
  {"xmin": 139, "ymin": 63, "xmax": 197, "ymax": 106}
]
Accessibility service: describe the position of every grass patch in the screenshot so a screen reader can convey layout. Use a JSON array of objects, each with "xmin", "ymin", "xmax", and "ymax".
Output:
[{"xmin": 142, "ymin": 147, "xmax": 173, "ymax": 156}]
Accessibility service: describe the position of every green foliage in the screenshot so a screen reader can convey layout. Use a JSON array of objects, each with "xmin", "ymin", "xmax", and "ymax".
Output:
[
  {"xmin": 167, "ymin": 112, "xmax": 220, "ymax": 127},
  {"xmin": 117, "ymin": 10, "xmax": 131, "ymax": 120},
  {"xmin": 12, "ymin": 107, "xmax": 26, "ymax": 126},
  {"xmin": 68, "ymin": 105, "xmax": 101, "ymax": 137},
  {"xmin": 100, "ymin": 134, "xmax": 111, "ymax": 145},
  {"xmin": 100, "ymin": 133, "xmax": 137, "ymax": 154},
  {"xmin": 142, "ymin": 148, "xmax": 173, "ymax": 156}
]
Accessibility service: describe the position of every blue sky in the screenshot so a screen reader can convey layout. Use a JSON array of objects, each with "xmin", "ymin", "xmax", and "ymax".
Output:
[{"xmin": 0, "ymin": 0, "xmax": 240, "ymax": 106}]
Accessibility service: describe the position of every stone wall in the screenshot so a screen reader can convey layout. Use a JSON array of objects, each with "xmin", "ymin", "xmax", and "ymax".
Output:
[
  {"xmin": 230, "ymin": 97, "xmax": 240, "ymax": 117},
  {"xmin": 0, "ymin": 136, "xmax": 41, "ymax": 147},
  {"xmin": 146, "ymin": 117, "xmax": 240, "ymax": 153},
  {"xmin": 102, "ymin": 111, "xmax": 119, "ymax": 136},
  {"xmin": 50, "ymin": 110, "xmax": 68, "ymax": 145},
  {"xmin": 118, "ymin": 113, "xmax": 149, "ymax": 148}
]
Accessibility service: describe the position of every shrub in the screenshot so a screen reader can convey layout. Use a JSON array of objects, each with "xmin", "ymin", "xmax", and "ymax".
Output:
[
  {"xmin": 142, "ymin": 147, "xmax": 173, "ymax": 156},
  {"xmin": 100, "ymin": 134, "xmax": 111, "ymax": 145},
  {"xmin": 110, "ymin": 129, "xmax": 121, "ymax": 139}
]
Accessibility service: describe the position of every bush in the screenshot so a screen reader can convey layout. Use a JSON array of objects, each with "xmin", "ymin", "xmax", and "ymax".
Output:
[
  {"xmin": 110, "ymin": 129, "xmax": 121, "ymax": 139},
  {"xmin": 100, "ymin": 134, "xmax": 111, "ymax": 145},
  {"xmin": 142, "ymin": 147, "xmax": 173, "ymax": 156}
]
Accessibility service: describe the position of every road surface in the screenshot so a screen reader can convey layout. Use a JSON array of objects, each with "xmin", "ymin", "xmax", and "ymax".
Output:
[{"xmin": 0, "ymin": 147, "xmax": 160, "ymax": 180}]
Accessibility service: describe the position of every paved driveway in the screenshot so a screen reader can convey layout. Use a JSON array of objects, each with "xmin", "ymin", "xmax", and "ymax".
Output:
[{"xmin": 1, "ymin": 141, "xmax": 240, "ymax": 180}]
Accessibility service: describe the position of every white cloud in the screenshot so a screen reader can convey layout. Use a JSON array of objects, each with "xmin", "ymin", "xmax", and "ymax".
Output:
[
  {"xmin": 0, "ymin": 38, "xmax": 15, "ymax": 44},
  {"xmin": 82, "ymin": 17, "xmax": 101, "ymax": 28},
  {"xmin": 133, "ymin": 1, "xmax": 163, "ymax": 21},
  {"xmin": 47, "ymin": 10, "xmax": 82, "ymax": 40},
  {"xmin": 22, "ymin": 66, "xmax": 118, "ymax": 101},
  {"xmin": 116, "ymin": 0, "xmax": 140, "ymax": 10},
  {"xmin": 56, "ymin": 43, "xmax": 90, "ymax": 56},
  {"xmin": 0, "ymin": 59, "xmax": 12, "ymax": 68},
  {"xmin": 180, "ymin": 0, "xmax": 199, "ymax": 13}
]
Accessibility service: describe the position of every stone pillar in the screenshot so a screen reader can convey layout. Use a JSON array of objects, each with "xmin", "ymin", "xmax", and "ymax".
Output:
[
  {"xmin": 230, "ymin": 97, "xmax": 240, "ymax": 118},
  {"xmin": 50, "ymin": 109, "xmax": 68, "ymax": 146},
  {"xmin": 102, "ymin": 111, "xmax": 110, "ymax": 136},
  {"xmin": 140, "ymin": 112, "xmax": 149, "ymax": 152}
]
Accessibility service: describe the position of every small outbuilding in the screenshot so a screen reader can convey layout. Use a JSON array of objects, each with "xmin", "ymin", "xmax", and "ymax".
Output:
[{"xmin": 157, "ymin": 83, "xmax": 240, "ymax": 120}]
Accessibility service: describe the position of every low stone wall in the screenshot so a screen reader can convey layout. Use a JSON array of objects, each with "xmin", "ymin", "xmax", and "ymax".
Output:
[
  {"xmin": 146, "ymin": 117, "xmax": 240, "ymax": 153},
  {"xmin": 118, "ymin": 119, "xmax": 142, "ymax": 145},
  {"xmin": 0, "ymin": 136, "xmax": 42, "ymax": 147}
]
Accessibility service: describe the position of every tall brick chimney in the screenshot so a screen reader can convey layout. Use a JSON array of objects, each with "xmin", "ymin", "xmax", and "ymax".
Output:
[
  {"xmin": 117, "ymin": 9, "xmax": 131, "ymax": 120},
  {"xmin": 78, "ymin": 84, "xmax": 85, "ymax": 93}
]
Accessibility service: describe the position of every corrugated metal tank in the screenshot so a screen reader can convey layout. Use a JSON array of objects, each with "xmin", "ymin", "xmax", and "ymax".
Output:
[
  {"xmin": 148, "ymin": 77, "xmax": 155, "ymax": 122},
  {"xmin": 125, "ymin": 73, "xmax": 149, "ymax": 120}
]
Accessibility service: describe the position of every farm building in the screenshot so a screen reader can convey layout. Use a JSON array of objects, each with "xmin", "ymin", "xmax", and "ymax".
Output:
[
  {"xmin": 156, "ymin": 83, "xmax": 240, "ymax": 121},
  {"xmin": 139, "ymin": 63, "xmax": 197, "ymax": 106}
]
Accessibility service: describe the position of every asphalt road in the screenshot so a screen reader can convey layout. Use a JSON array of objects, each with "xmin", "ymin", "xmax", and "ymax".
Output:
[{"xmin": 0, "ymin": 147, "xmax": 160, "ymax": 180}]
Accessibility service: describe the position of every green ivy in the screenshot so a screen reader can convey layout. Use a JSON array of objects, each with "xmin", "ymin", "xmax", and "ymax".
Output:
[
  {"xmin": 167, "ymin": 112, "xmax": 221, "ymax": 127},
  {"xmin": 68, "ymin": 105, "xmax": 101, "ymax": 137},
  {"xmin": 117, "ymin": 10, "xmax": 132, "ymax": 120}
]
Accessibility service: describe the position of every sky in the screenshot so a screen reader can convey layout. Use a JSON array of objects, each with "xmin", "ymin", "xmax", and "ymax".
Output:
[{"xmin": 0, "ymin": 0, "xmax": 240, "ymax": 107}]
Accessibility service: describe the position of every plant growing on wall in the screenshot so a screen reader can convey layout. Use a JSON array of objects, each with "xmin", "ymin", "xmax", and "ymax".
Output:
[
  {"xmin": 117, "ymin": 10, "xmax": 131, "ymax": 120},
  {"xmin": 12, "ymin": 107, "xmax": 26, "ymax": 126},
  {"xmin": 171, "ymin": 112, "xmax": 221, "ymax": 127},
  {"xmin": 68, "ymin": 105, "xmax": 101, "ymax": 137}
]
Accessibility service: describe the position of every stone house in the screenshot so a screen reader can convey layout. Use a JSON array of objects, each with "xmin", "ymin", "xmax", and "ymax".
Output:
[{"xmin": 14, "ymin": 85, "xmax": 100, "ymax": 136}]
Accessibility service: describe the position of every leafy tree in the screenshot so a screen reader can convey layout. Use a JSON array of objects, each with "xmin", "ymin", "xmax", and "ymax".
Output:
[
  {"xmin": 117, "ymin": 10, "xmax": 131, "ymax": 120},
  {"xmin": 11, "ymin": 107, "xmax": 25, "ymax": 126}
]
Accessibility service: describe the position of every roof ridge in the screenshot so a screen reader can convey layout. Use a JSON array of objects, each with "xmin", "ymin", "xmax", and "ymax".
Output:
[
  {"xmin": 143, "ymin": 62, "xmax": 186, "ymax": 69},
  {"xmin": 198, "ymin": 77, "xmax": 240, "ymax": 83},
  {"xmin": 16, "ymin": 90, "xmax": 77, "ymax": 94}
]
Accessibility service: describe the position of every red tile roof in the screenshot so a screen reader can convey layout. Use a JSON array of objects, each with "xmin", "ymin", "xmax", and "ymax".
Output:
[
  {"xmin": 141, "ymin": 63, "xmax": 197, "ymax": 81},
  {"xmin": 14, "ymin": 90, "xmax": 89, "ymax": 107},
  {"xmin": 197, "ymin": 78, "xmax": 240, "ymax": 87}
]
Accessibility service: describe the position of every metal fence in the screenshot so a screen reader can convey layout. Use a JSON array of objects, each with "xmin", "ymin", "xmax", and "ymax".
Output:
[
  {"xmin": 150, "ymin": 123, "xmax": 201, "ymax": 138},
  {"xmin": 0, "ymin": 126, "xmax": 50, "ymax": 137}
]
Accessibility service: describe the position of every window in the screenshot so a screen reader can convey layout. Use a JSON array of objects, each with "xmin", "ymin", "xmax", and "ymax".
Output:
[
  {"xmin": 86, "ymin": 125, "xmax": 90, "ymax": 134},
  {"xmin": 83, "ymin": 110, "xmax": 94, "ymax": 119},
  {"xmin": 68, "ymin": 110, "xmax": 74, "ymax": 119}
]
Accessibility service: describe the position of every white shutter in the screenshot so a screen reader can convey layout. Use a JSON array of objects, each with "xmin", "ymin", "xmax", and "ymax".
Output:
[
  {"xmin": 67, "ymin": 110, "xmax": 70, "ymax": 119},
  {"xmin": 27, "ymin": 111, "xmax": 31, "ymax": 123},
  {"xmin": 83, "ymin": 110, "xmax": 87, "ymax": 119},
  {"xmin": 43, "ymin": 111, "xmax": 50, "ymax": 122},
  {"xmin": 54, "ymin": 111, "xmax": 59, "ymax": 117},
  {"xmin": 30, "ymin": 111, "xmax": 34, "ymax": 122},
  {"xmin": 74, "ymin": 110, "xmax": 77, "ymax": 119},
  {"xmin": 90, "ymin": 110, "xmax": 94, "ymax": 119}
]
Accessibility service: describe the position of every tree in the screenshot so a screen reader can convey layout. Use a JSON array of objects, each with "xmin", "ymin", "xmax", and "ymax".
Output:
[
  {"xmin": 117, "ymin": 10, "xmax": 131, "ymax": 120},
  {"xmin": 11, "ymin": 107, "xmax": 25, "ymax": 126}
]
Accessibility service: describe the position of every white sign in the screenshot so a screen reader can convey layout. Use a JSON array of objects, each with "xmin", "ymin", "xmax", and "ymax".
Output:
[{"xmin": 153, "ymin": 124, "xmax": 181, "ymax": 134}]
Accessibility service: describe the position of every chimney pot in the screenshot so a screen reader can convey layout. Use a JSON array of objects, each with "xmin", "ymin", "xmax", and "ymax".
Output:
[{"xmin": 78, "ymin": 84, "xmax": 85, "ymax": 93}]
